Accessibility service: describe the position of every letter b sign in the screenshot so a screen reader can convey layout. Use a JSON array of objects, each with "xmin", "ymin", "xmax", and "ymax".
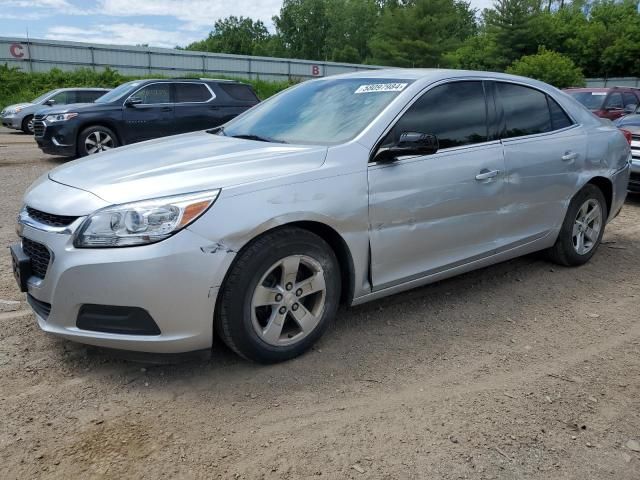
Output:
[{"xmin": 311, "ymin": 65, "xmax": 320, "ymax": 77}]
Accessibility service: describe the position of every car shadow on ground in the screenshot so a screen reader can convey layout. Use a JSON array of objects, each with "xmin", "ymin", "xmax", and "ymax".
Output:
[{"xmin": 46, "ymin": 253, "xmax": 561, "ymax": 382}]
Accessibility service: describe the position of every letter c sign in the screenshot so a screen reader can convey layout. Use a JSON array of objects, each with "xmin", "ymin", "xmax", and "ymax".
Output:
[
  {"xmin": 311, "ymin": 65, "xmax": 320, "ymax": 77},
  {"xmin": 9, "ymin": 43, "xmax": 25, "ymax": 59}
]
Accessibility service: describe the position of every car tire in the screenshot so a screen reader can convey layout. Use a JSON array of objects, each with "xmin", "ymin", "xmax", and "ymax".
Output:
[
  {"xmin": 547, "ymin": 184, "xmax": 607, "ymax": 266},
  {"xmin": 78, "ymin": 126, "xmax": 119, "ymax": 157},
  {"xmin": 21, "ymin": 115, "xmax": 34, "ymax": 134},
  {"xmin": 215, "ymin": 227, "xmax": 341, "ymax": 363}
]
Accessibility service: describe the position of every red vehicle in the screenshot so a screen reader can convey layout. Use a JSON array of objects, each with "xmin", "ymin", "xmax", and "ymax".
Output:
[{"xmin": 564, "ymin": 86, "xmax": 640, "ymax": 120}]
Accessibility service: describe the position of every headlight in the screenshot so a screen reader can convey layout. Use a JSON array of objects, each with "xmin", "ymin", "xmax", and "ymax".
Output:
[
  {"xmin": 74, "ymin": 190, "xmax": 220, "ymax": 248},
  {"xmin": 45, "ymin": 113, "xmax": 78, "ymax": 123}
]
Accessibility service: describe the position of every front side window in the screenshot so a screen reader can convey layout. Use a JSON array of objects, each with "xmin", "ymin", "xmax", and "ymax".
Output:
[
  {"xmin": 175, "ymin": 83, "xmax": 212, "ymax": 103},
  {"xmin": 497, "ymin": 83, "xmax": 551, "ymax": 138},
  {"xmin": 383, "ymin": 81, "xmax": 488, "ymax": 150},
  {"xmin": 221, "ymin": 77, "xmax": 412, "ymax": 145},
  {"xmin": 604, "ymin": 92, "xmax": 623, "ymax": 110},
  {"xmin": 50, "ymin": 91, "xmax": 70, "ymax": 104},
  {"xmin": 77, "ymin": 90, "xmax": 105, "ymax": 103},
  {"xmin": 134, "ymin": 84, "xmax": 171, "ymax": 104}
]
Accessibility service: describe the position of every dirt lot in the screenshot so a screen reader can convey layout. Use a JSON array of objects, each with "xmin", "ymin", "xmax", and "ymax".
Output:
[{"xmin": 0, "ymin": 128, "xmax": 639, "ymax": 479}]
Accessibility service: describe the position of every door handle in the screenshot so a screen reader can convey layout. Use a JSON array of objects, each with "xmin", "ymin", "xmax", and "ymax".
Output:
[
  {"xmin": 160, "ymin": 107, "xmax": 172, "ymax": 112},
  {"xmin": 475, "ymin": 169, "xmax": 500, "ymax": 181},
  {"xmin": 561, "ymin": 151, "xmax": 578, "ymax": 162}
]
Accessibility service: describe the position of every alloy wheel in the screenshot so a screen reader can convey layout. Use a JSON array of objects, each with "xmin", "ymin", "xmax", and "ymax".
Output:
[
  {"xmin": 27, "ymin": 117, "xmax": 34, "ymax": 134},
  {"xmin": 572, "ymin": 198, "xmax": 602, "ymax": 255},
  {"xmin": 251, "ymin": 254, "xmax": 327, "ymax": 347},
  {"xmin": 85, "ymin": 131, "xmax": 114, "ymax": 154}
]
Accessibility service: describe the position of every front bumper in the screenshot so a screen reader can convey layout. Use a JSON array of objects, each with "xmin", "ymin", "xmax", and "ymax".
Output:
[
  {"xmin": 34, "ymin": 119, "xmax": 78, "ymax": 157},
  {"xmin": 1, "ymin": 114, "xmax": 21, "ymax": 130},
  {"xmin": 18, "ymin": 220, "xmax": 235, "ymax": 353}
]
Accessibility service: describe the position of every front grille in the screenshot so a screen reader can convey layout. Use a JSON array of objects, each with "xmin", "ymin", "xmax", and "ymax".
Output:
[
  {"xmin": 27, "ymin": 294, "xmax": 51, "ymax": 320},
  {"xmin": 33, "ymin": 120, "xmax": 45, "ymax": 138},
  {"xmin": 22, "ymin": 238, "xmax": 51, "ymax": 279},
  {"xmin": 26, "ymin": 206, "xmax": 78, "ymax": 227}
]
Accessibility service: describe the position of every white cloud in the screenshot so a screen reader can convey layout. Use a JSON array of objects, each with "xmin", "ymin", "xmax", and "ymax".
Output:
[
  {"xmin": 45, "ymin": 23, "xmax": 203, "ymax": 48},
  {"xmin": 97, "ymin": 0, "xmax": 283, "ymax": 30}
]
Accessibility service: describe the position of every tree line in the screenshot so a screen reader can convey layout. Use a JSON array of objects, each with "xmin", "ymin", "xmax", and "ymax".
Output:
[{"xmin": 182, "ymin": 0, "xmax": 640, "ymax": 88}]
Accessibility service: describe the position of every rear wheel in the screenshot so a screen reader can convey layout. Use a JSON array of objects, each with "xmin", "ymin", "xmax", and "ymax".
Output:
[
  {"xmin": 547, "ymin": 184, "xmax": 607, "ymax": 266},
  {"xmin": 78, "ymin": 126, "xmax": 119, "ymax": 156},
  {"xmin": 215, "ymin": 227, "xmax": 341, "ymax": 363},
  {"xmin": 21, "ymin": 115, "xmax": 34, "ymax": 134}
]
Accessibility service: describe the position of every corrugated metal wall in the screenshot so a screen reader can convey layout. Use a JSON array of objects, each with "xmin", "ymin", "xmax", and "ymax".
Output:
[
  {"xmin": 585, "ymin": 77, "xmax": 640, "ymax": 88},
  {"xmin": 0, "ymin": 37, "xmax": 382, "ymax": 81}
]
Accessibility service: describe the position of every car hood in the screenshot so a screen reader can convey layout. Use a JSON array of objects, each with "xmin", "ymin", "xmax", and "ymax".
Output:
[
  {"xmin": 48, "ymin": 131, "xmax": 328, "ymax": 204},
  {"xmin": 3, "ymin": 102, "xmax": 33, "ymax": 112},
  {"xmin": 45, "ymin": 102, "xmax": 111, "ymax": 114},
  {"xmin": 616, "ymin": 114, "xmax": 640, "ymax": 128}
]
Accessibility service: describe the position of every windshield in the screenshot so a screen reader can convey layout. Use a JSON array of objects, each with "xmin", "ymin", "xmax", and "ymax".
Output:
[
  {"xmin": 94, "ymin": 81, "xmax": 143, "ymax": 103},
  {"xmin": 222, "ymin": 78, "xmax": 413, "ymax": 145},
  {"xmin": 31, "ymin": 89, "xmax": 58, "ymax": 104},
  {"xmin": 568, "ymin": 91, "xmax": 607, "ymax": 110}
]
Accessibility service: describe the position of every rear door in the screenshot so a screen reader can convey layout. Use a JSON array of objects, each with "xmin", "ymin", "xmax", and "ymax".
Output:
[
  {"xmin": 172, "ymin": 82, "xmax": 219, "ymax": 134},
  {"xmin": 122, "ymin": 82, "xmax": 174, "ymax": 143},
  {"xmin": 496, "ymin": 81, "xmax": 585, "ymax": 246}
]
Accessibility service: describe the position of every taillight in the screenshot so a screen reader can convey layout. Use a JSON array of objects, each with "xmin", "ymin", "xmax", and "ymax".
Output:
[{"xmin": 620, "ymin": 129, "xmax": 632, "ymax": 145}]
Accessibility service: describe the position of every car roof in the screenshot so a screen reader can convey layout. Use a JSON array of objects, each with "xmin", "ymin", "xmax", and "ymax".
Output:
[
  {"xmin": 57, "ymin": 87, "xmax": 110, "ymax": 91},
  {"xmin": 136, "ymin": 78, "xmax": 246, "ymax": 85},
  {"xmin": 564, "ymin": 87, "xmax": 638, "ymax": 92}
]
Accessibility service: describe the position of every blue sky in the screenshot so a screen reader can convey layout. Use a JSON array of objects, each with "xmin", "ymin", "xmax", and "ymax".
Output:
[{"xmin": 0, "ymin": 0, "xmax": 495, "ymax": 49}]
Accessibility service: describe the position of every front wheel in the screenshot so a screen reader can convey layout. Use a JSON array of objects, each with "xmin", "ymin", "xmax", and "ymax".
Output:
[
  {"xmin": 21, "ymin": 115, "xmax": 34, "ymax": 134},
  {"xmin": 215, "ymin": 227, "xmax": 341, "ymax": 363},
  {"xmin": 78, "ymin": 126, "xmax": 119, "ymax": 157},
  {"xmin": 547, "ymin": 184, "xmax": 607, "ymax": 266}
]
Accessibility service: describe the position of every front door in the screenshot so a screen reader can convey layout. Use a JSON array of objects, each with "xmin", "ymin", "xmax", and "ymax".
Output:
[
  {"xmin": 123, "ymin": 83, "xmax": 174, "ymax": 143},
  {"xmin": 368, "ymin": 80, "xmax": 508, "ymax": 289}
]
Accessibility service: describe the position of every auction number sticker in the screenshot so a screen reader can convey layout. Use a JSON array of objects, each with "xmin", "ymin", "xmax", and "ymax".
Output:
[{"xmin": 355, "ymin": 83, "xmax": 408, "ymax": 94}]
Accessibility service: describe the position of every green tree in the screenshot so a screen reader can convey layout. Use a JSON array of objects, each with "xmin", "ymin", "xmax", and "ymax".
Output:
[
  {"xmin": 273, "ymin": 0, "xmax": 331, "ymax": 60},
  {"xmin": 506, "ymin": 47, "xmax": 585, "ymax": 87},
  {"xmin": 368, "ymin": 0, "xmax": 477, "ymax": 67},
  {"xmin": 186, "ymin": 16, "xmax": 270, "ymax": 55}
]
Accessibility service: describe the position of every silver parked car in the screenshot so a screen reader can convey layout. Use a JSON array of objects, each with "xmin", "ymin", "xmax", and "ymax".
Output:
[
  {"xmin": 1, "ymin": 88, "xmax": 109, "ymax": 134},
  {"xmin": 12, "ymin": 70, "xmax": 631, "ymax": 363}
]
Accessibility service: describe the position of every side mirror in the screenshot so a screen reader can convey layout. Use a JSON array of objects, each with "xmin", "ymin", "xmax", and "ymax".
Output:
[
  {"xmin": 375, "ymin": 132, "xmax": 439, "ymax": 162},
  {"xmin": 125, "ymin": 97, "xmax": 143, "ymax": 107},
  {"xmin": 44, "ymin": 99, "xmax": 56, "ymax": 106},
  {"xmin": 624, "ymin": 104, "xmax": 637, "ymax": 114}
]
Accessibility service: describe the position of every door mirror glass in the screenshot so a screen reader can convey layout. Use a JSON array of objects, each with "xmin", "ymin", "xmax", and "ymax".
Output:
[
  {"xmin": 125, "ymin": 97, "xmax": 143, "ymax": 107},
  {"xmin": 624, "ymin": 103, "xmax": 637, "ymax": 114},
  {"xmin": 44, "ymin": 99, "xmax": 56, "ymax": 106},
  {"xmin": 375, "ymin": 132, "xmax": 438, "ymax": 161}
]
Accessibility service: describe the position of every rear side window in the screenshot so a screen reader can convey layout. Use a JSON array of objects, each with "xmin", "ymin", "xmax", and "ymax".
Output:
[
  {"xmin": 604, "ymin": 92, "xmax": 623, "ymax": 109},
  {"xmin": 134, "ymin": 84, "xmax": 171, "ymax": 104},
  {"xmin": 219, "ymin": 84, "xmax": 259, "ymax": 102},
  {"xmin": 384, "ymin": 81, "xmax": 488, "ymax": 150},
  {"xmin": 497, "ymin": 83, "xmax": 551, "ymax": 138},
  {"xmin": 547, "ymin": 97, "xmax": 573, "ymax": 130},
  {"xmin": 175, "ymin": 83, "xmax": 212, "ymax": 103},
  {"xmin": 622, "ymin": 92, "xmax": 638, "ymax": 109}
]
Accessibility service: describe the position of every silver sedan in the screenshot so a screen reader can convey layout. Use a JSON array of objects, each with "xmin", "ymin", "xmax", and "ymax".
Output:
[{"xmin": 13, "ymin": 69, "xmax": 632, "ymax": 363}]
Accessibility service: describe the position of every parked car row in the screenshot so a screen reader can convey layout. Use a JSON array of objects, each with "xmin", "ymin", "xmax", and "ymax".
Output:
[{"xmin": 1, "ymin": 78, "xmax": 260, "ymax": 157}]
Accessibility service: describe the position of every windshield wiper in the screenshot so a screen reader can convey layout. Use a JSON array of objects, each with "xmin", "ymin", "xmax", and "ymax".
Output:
[
  {"xmin": 231, "ymin": 134, "xmax": 287, "ymax": 144},
  {"xmin": 207, "ymin": 126, "xmax": 226, "ymax": 136}
]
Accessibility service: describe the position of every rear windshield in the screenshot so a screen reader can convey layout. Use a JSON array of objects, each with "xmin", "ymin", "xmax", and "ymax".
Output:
[
  {"xmin": 219, "ymin": 84, "xmax": 259, "ymax": 102},
  {"xmin": 568, "ymin": 91, "xmax": 607, "ymax": 110}
]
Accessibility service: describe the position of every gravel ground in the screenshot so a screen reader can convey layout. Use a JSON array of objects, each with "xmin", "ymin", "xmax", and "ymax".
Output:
[{"xmin": 1, "ymin": 128, "xmax": 639, "ymax": 479}]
